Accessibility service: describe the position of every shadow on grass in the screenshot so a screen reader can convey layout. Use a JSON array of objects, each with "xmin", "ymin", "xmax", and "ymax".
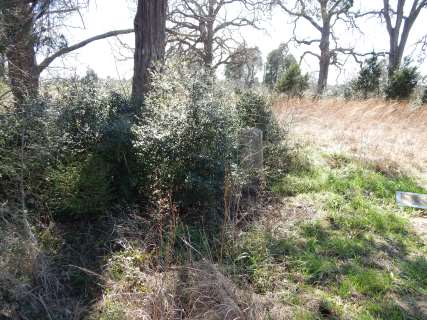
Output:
[{"xmin": 232, "ymin": 152, "xmax": 427, "ymax": 319}]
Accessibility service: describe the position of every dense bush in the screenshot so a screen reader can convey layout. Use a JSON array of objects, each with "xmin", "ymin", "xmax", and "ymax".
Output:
[
  {"xmin": 235, "ymin": 91, "xmax": 288, "ymax": 184},
  {"xmin": 1, "ymin": 66, "xmax": 289, "ymax": 224},
  {"xmin": 352, "ymin": 55, "xmax": 382, "ymax": 99},
  {"xmin": 236, "ymin": 91, "xmax": 283, "ymax": 143},
  {"xmin": 133, "ymin": 64, "xmax": 240, "ymax": 217},
  {"xmin": 0, "ymin": 99, "xmax": 55, "ymax": 210},
  {"xmin": 55, "ymin": 71, "xmax": 110, "ymax": 157},
  {"xmin": 49, "ymin": 74, "xmax": 139, "ymax": 216},
  {"xmin": 276, "ymin": 63, "xmax": 309, "ymax": 97},
  {"xmin": 47, "ymin": 155, "xmax": 113, "ymax": 216},
  {"xmin": 385, "ymin": 63, "xmax": 419, "ymax": 100}
]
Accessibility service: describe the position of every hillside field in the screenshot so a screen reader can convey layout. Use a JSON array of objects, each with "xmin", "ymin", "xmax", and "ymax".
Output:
[{"xmin": 273, "ymin": 98, "xmax": 427, "ymax": 186}]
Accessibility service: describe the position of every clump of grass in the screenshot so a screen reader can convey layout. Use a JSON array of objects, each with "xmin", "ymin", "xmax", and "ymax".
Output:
[
  {"xmin": 228, "ymin": 149, "xmax": 427, "ymax": 319},
  {"xmin": 338, "ymin": 267, "xmax": 393, "ymax": 297}
]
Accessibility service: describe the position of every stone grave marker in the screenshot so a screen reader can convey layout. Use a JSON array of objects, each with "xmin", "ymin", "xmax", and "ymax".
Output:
[
  {"xmin": 396, "ymin": 191, "xmax": 427, "ymax": 209},
  {"xmin": 239, "ymin": 127, "xmax": 263, "ymax": 172}
]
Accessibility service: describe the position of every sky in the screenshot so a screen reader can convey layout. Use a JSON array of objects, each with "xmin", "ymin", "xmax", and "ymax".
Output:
[{"xmin": 46, "ymin": 0, "xmax": 427, "ymax": 85}]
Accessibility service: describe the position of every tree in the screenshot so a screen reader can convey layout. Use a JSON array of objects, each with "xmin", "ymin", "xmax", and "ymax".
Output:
[
  {"xmin": 352, "ymin": 54, "xmax": 382, "ymax": 99},
  {"xmin": 360, "ymin": 0, "xmax": 427, "ymax": 77},
  {"xmin": 0, "ymin": 53, "xmax": 5, "ymax": 81},
  {"xmin": 264, "ymin": 44, "xmax": 297, "ymax": 88},
  {"xmin": 168, "ymin": 0, "xmax": 268, "ymax": 72},
  {"xmin": 274, "ymin": 0, "xmax": 355, "ymax": 95},
  {"xmin": 276, "ymin": 62, "xmax": 309, "ymax": 97},
  {"xmin": 385, "ymin": 59, "xmax": 419, "ymax": 100},
  {"xmin": 224, "ymin": 46, "xmax": 262, "ymax": 88},
  {"xmin": 0, "ymin": 1, "xmax": 133, "ymax": 105},
  {"xmin": 131, "ymin": 0, "xmax": 167, "ymax": 105}
]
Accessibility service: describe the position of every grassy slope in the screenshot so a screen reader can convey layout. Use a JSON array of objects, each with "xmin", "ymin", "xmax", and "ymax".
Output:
[
  {"xmin": 273, "ymin": 98, "xmax": 427, "ymax": 181},
  {"xmin": 228, "ymin": 148, "xmax": 427, "ymax": 319}
]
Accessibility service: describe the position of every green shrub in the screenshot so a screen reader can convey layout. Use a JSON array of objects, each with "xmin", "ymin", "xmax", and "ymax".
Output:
[
  {"xmin": 133, "ymin": 63, "xmax": 240, "ymax": 218},
  {"xmin": 235, "ymin": 91, "xmax": 289, "ymax": 185},
  {"xmin": 352, "ymin": 55, "xmax": 382, "ymax": 99},
  {"xmin": 0, "ymin": 99, "xmax": 55, "ymax": 208},
  {"xmin": 47, "ymin": 155, "xmax": 113, "ymax": 217},
  {"xmin": 97, "ymin": 93, "xmax": 139, "ymax": 202},
  {"xmin": 236, "ymin": 91, "xmax": 283, "ymax": 143},
  {"xmin": 55, "ymin": 71, "xmax": 110, "ymax": 157},
  {"xmin": 55, "ymin": 74, "xmax": 139, "ymax": 204},
  {"xmin": 385, "ymin": 63, "xmax": 419, "ymax": 100},
  {"xmin": 343, "ymin": 86, "xmax": 353, "ymax": 100},
  {"xmin": 276, "ymin": 63, "xmax": 309, "ymax": 97}
]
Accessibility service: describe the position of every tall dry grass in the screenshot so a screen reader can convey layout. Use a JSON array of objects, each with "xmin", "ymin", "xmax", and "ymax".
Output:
[{"xmin": 274, "ymin": 98, "xmax": 427, "ymax": 183}]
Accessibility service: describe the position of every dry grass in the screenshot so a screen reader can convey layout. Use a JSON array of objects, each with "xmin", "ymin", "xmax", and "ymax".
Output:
[
  {"xmin": 88, "ymin": 210, "xmax": 293, "ymax": 320},
  {"xmin": 274, "ymin": 98, "xmax": 427, "ymax": 185}
]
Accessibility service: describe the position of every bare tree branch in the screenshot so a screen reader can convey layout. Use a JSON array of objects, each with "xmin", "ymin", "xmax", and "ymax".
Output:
[
  {"xmin": 168, "ymin": 0, "xmax": 269, "ymax": 70},
  {"xmin": 356, "ymin": 0, "xmax": 427, "ymax": 75},
  {"xmin": 275, "ymin": 0, "xmax": 358, "ymax": 94},
  {"xmin": 37, "ymin": 28, "xmax": 134, "ymax": 73}
]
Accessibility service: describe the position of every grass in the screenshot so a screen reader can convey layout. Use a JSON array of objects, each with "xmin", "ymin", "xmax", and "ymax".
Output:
[
  {"xmin": 273, "ymin": 97, "xmax": 427, "ymax": 177},
  {"xmin": 229, "ymin": 149, "xmax": 427, "ymax": 319}
]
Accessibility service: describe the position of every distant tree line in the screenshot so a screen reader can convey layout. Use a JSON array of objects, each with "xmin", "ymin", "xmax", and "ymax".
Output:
[{"xmin": 1, "ymin": 0, "xmax": 427, "ymax": 105}]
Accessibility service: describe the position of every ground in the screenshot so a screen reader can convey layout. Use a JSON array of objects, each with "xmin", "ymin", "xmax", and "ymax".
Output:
[
  {"xmin": 5, "ymin": 97, "xmax": 425, "ymax": 320},
  {"xmin": 237, "ymin": 145, "xmax": 427, "ymax": 319},
  {"xmin": 90, "ymin": 98, "xmax": 427, "ymax": 320},
  {"xmin": 237, "ymin": 97, "xmax": 427, "ymax": 319}
]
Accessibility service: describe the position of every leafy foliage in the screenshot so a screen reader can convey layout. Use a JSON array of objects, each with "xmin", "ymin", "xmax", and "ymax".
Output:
[
  {"xmin": 352, "ymin": 55, "xmax": 382, "ymax": 99},
  {"xmin": 236, "ymin": 92, "xmax": 280, "ymax": 142},
  {"xmin": 276, "ymin": 63, "xmax": 309, "ymax": 97},
  {"xmin": 0, "ymin": 98, "xmax": 54, "ymax": 208},
  {"xmin": 236, "ymin": 91, "xmax": 289, "ymax": 185},
  {"xmin": 55, "ymin": 71, "xmax": 110, "ymax": 157},
  {"xmin": 264, "ymin": 44, "xmax": 295, "ymax": 88},
  {"xmin": 47, "ymin": 156, "xmax": 113, "ymax": 216},
  {"xmin": 225, "ymin": 46, "xmax": 262, "ymax": 88},
  {"xmin": 133, "ymin": 64, "xmax": 240, "ymax": 217},
  {"xmin": 385, "ymin": 61, "xmax": 419, "ymax": 100}
]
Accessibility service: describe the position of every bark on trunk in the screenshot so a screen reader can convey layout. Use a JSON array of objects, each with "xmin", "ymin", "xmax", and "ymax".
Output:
[
  {"xmin": 317, "ymin": 26, "xmax": 330, "ymax": 96},
  {"xmin": 4, "ymin": 1, "xmax": 39, "ymax": 107},
  {"xmin": 203, "ymin": 21, "xmax": 214, "ymax": 70},
  {"xmin": 6, "ymin": 42, "xmax": 39, "ymax": 106},
  {"xmin": 131, "ymin": 0, "xmax": 167, "ymax": 106},
  {"xmin": 0, "ymin": 53, "xmax": 6, "ymax": 80},
  {"xmin": 388, "ymin": 30, "xmax": 401, "ymax": 77}
]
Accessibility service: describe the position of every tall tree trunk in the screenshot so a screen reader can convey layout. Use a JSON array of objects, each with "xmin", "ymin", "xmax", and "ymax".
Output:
[
  {"xmin": 4, "ymin": 1, "xmax": 39, "ymax": 107},
  {"xmin": 387, "ymin": 23, "xmax": 402, "ymax": 77},
  {"xmin": 317, "ymin": 28, "xmax": 330, "ymax": 96},
  {"xmin": 203, "ymin": 21, "xmax": 214, "ymax": 70},
  {"xmin": 383, "ymin": 0, "xmax": 424, "ymax": 78},
  {"xmin": 6, "ymin": 42, "xmax": 39, "ymax": 106},
  {"xmin": 0, "ymin": 53, "xmax": 6, "ymax": 80},
  {"xmin": 131, "ymin": 0, "xmax": 167, "ymax": 106}
]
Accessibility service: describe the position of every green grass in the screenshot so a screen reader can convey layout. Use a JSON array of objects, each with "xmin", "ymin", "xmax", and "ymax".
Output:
[{"xmin": 230, "ymin": 150, "xmax": 427, "ymax": 319}]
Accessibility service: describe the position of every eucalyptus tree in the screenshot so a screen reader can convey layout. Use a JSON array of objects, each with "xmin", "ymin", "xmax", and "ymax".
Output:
[
  {"xmin": 0, "ymin": 0, "xmax": 133, "ymax": 105},
  {"xmin": 263, "ymin": 44, "xmax": 300, "ymax": 88},
  {"xmin": 274, "ymin": 0, "xmax": 355, "ymax": 95},
  {"xmin": 131, "ymin": 0, "xmax": 168, "ymax": 104},
  {"xmin": 359, "ymin": 0, "xmax": 427, "ymax": 77},
  {"xmin": 225, "ymin": 45, "xmax": 263, "ymax": 88}
]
